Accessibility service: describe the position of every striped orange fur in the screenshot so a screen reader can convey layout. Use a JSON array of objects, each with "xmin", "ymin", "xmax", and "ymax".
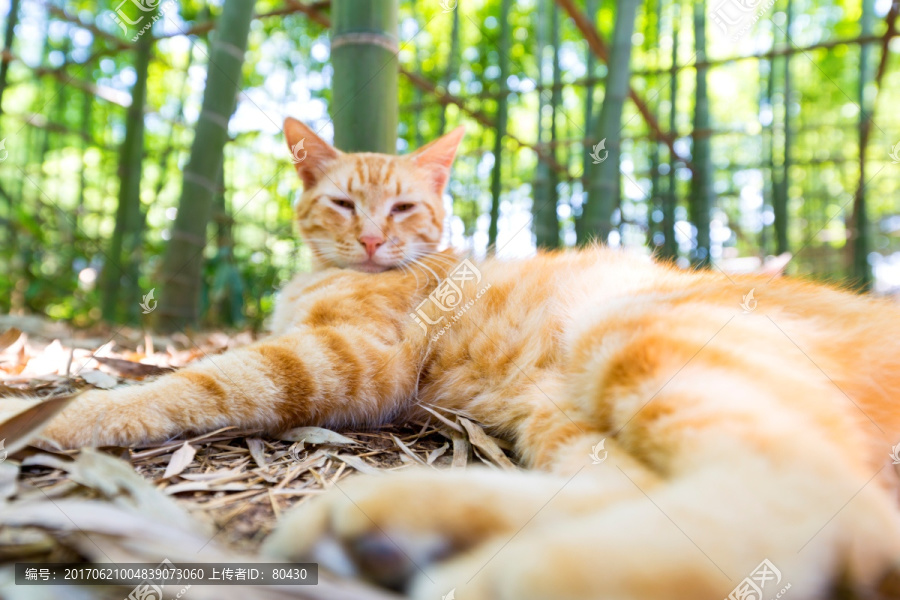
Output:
[{"xmin": 38, "ymin": 122, "xmax": 900, "ymax": 600}]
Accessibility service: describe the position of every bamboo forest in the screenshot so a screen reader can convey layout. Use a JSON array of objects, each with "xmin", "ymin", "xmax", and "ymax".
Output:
[{"xmin": 1, "ymin": 0, "xmax": 899, "ymax": 330}]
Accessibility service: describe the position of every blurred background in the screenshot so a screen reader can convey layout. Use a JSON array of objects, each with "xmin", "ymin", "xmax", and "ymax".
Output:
[{"xmin": 0, "ymin": 0, "xmax": 898, "ymax": 331}]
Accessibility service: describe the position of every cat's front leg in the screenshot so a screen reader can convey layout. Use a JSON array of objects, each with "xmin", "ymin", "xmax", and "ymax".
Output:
[
  {"xmin": 39, "ymin": 327, "xmax": 418, "ymax": 449},
  {"xmin": 261, "ymin": 455, "xmax": 656, "ymax": 594}
]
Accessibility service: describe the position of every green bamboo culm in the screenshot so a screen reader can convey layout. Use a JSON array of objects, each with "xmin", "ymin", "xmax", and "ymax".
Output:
[
  {"xmin": 772, "ymin": 0, "xmax": 792, "ymax": 256},
  {"xmin": 532, "ymin": 0, "xmax": 560, "ymax": 249},
  {"xmin": 100, "ymin": 17, "xmax": 155, "ymax": 322},
  {"xmin": 576, "ymin": 0, "xmax": 598, "ymax": 246},
  {"xmin": 158, "ymin": 0, "xmax": 254, "ymax": 331},
  {"xmin": 331, "ymin": 0, "xmax": 398, "ymax": 153},
  {"xmin": 582, "ymin": 0, "xmax": 641, "ymax": 244},
  {"xmin": 689, "ymin": 0, "xmax": 711, "ymax": 267},
  {"xmin": 851, "ymin": 0, "xmax": 876, "ymax": 290},
  {"xmin": 487, "ymin": 0, "xmax": 512, "ymax": 250}
]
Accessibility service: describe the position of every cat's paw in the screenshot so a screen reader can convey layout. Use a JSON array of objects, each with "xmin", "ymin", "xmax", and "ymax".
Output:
[{"xmin": 262, "ymin": 468, "xmax": 578, "ymax": 594}]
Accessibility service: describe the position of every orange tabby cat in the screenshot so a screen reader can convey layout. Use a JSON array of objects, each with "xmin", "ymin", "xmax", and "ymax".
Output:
[{"xmin": 33, "ymin": 118, "xmax": 900, "ymax": 599}]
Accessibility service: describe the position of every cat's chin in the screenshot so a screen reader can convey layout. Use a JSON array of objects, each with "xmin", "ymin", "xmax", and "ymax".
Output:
[{"xmin": 349, "ymin": 261, "xmax": 393, "ymax": 274}]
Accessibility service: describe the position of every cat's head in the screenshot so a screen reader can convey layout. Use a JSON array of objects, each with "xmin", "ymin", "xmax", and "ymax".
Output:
[{"xmin": 283, "ymin": 118, "xmax": 464, "ymax": 272}]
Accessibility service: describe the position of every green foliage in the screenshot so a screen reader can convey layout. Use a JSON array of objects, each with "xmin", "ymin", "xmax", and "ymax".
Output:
[{"xmin": 1, "ymin": 0, "xmax": 899, "ymax": 329}]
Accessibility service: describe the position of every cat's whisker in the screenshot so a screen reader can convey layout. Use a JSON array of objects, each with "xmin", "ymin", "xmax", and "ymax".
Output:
[
  {"xmin": 407, "ymin": 258, "xmax": 443, "ymax": 285},
  {"xmin": 397, "ymin": 262, "xmax": 425, "ymax": 292}
]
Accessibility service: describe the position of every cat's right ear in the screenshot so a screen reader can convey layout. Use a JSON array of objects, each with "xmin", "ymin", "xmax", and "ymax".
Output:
[{"xmin": 283, "ymin": 117, "xmax": 341, "ymax": 189}]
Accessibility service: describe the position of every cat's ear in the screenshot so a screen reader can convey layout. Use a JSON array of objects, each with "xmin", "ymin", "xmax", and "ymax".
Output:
[
  {"xmin": 410, "ymin": 125, "xmax": 465, "ymax": 195},
  {"xmin": 283, "ymin": 117, "xmax": 341, "ymax": 189}
]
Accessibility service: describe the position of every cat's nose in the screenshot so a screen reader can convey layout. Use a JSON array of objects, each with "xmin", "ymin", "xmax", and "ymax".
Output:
[{"xmin": 359, "ymin": 235, "xmax": 385, "ymax": 258}]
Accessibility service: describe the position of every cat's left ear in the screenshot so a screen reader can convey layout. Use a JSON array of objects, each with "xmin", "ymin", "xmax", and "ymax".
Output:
[{"xmin": 410, "ymin": 125, "xmax": 465, "ymax": 195}]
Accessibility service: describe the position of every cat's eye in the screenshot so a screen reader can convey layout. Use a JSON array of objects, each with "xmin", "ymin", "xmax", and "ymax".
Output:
[
  {"xmin": 391, "ymin": 203, "xmax": 415, "ymax": 214},
  {"xmin": 329, "ymin": 198, "xmax": 355, "ymax": 211}
]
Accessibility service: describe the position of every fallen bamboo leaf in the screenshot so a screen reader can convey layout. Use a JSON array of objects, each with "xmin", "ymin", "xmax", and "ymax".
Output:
[
  {"xmin": 94, "ymin": 356, "xmax": 175, "ymax": 378},
  {"xmin": 0, "ymin": 393, "xmax": 79, "ymax": 456},
  {"xmin": 23, "ymin": 449, "xmax": 207, "ymax": 536},
  {"xmin": 458, "ymin": 417, "xmax": 517, "ymax": 470},
  {"xmin": 247, "ymin": 437, "xmax": 268, "ymax": 470},
  {"xmin": 163, "ymin": 442, "xmax": 197, "ymax": 479},
  {"xmin": 0, "ymin": 462, "xmax": 17, "ymax": 502},
  {"xmin": 0, "ymin": 328, "xmax": 22, "ymax": 352},
  {"xmin": 426, "ymin": 442, "xmax": 449, "ymax": 465},
  {"xmin": 450, "ymin": 428, "xmax": 469, "ymax": 469},
  {"xmin": 80, "ymin": 368, "xmax": 119, "ymax": 389},
  {"xmin": 329, "ymin": 453, "xmax": 383, "ymax": 475},
  {"xmin": 278, "ymin": 426, "xmax": 356, "ymax": 446},
  {"xmin": 418, "ymin": 403, "xmax": 463, "ymax": 433},
  {"xmin": 391, "ymin": 434, "xmax": 428, "ymax": 466}
]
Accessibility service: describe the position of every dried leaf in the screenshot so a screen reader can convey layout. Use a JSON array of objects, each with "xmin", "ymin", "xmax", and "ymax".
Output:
[
  {"xmin": 0, "ymin": 461, "xmax": 18, "ymax": 502},
  {"xmin": 0, "ymin": 328, "xmax": 22, "ymax": 352},
  {"xmin": 163, "ymin": 442, "xmax": 197, "ymax": 479},
  {"xmin": 450, "ymin": 429, "xmax": 469, "ymax": 469},
  {"xmin": 391, "ymin": 434, "xmax": 428, "ymax": 466},
  {"xmin": 23, "ymin": 449, "xmax": 206, "ymax": 536},
  {"xmin": 0, "ymin": 393, "xmax": 78, "ymax": 455},
  {"xmin": 329, "ymin": 453, "xmax": 383, "ymax": 476},
  {"xmin": 278, "ymin": 426, "xmax": 356, "ymax": 446},
  {"xmin": 94, "ymin": 356, "xmax": 175, "ymax": 378},
  {"xmin": 247, "ymin": 437, "xmax": 268, "ymax": 470},
  {"xmin": 426, "ymin": 443, "xmax": 449, "ymax": 465},
  {"xmin": 418, "ymin": 404, "xmax": 463, "ymax": 433},
  {"xmin": 458, "ymin": 417, "xmax": 516, "ymax": 470},
  {"xmin": 80, "ymin": 368, "xmax": 119, "ymax": 389}
]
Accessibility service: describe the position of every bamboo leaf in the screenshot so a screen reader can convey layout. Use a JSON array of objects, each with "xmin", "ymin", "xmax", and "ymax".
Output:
[
  {"xmin": 278, "ymin": 426, "xmax": 356, "ymax": 446},
  {"xmin": 162, "ymin": 442, "xmax": 197, "ymax": 479}
]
